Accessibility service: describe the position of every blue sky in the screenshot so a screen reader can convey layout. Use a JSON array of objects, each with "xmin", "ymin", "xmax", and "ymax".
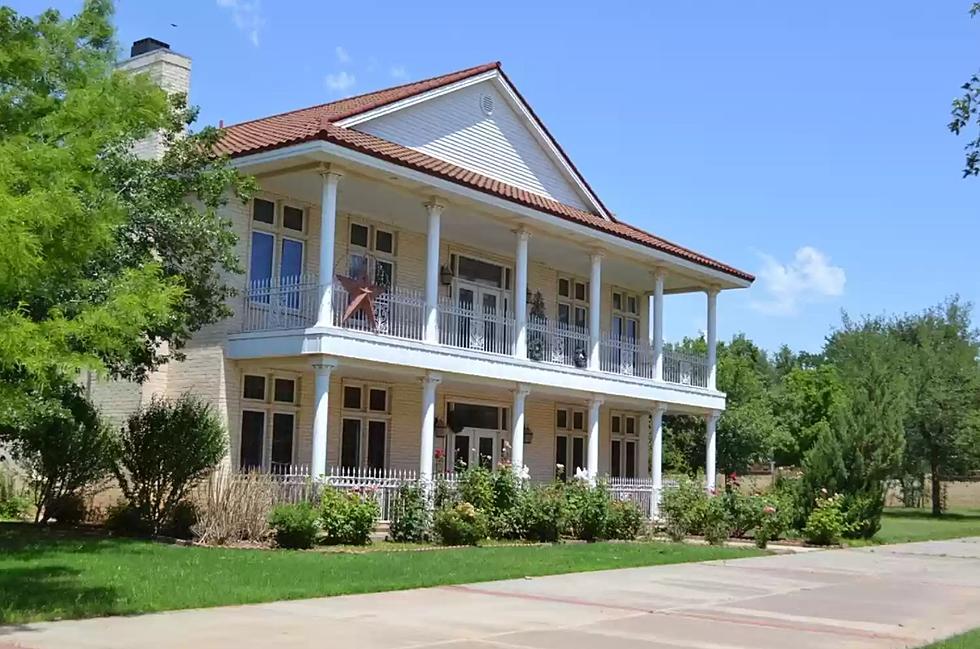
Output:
[{"xmin": 19, "ymin": 1, "xmax": 980, "ymax": 353}]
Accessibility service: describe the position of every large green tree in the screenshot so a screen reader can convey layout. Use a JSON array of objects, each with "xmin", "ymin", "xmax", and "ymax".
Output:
[
  {"xmin": 950, "ymin": 3, "xmax": 980, "ymax": 176},
  {"xmin": 892, "ymin": 299, "xmax": 980, "ymax": 515},
  {"xmin": 0, "ymin": 0, "xmax": 252, "ymax": 407}
]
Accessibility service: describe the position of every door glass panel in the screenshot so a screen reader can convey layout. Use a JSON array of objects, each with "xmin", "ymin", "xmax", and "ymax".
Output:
[
  {"xmin": 558, "ymin": 303, "xmax": 570, "ymax": 326},
  {"xmin": 555, "ymin": 435, "xmax": 568, "ymax": 480},
  {"xmin": 374, "ymin": 259, "xmax": 393, "ymax": 287},
  {"xmin": 367, "ymin": 421, "xmax": 386, "ymax": 470},
  {"xmin": 572, "ymin": 437, "xmax": 585, "ymax": 475},
  {"xmin": 453, "ymin": 434, "xmax": 470, "ymax": 471},
  {"xmin": 626, "ymin": 441, "xmax": 636, "ymax": 478},
  {"xmin": 239, "ymin": 410, "xmax": 265, "ymax": 470},
  {"xmin": 341, "ymin": 419, "xmax": 361, "ymax": 468},
  {"xmin": 611, "ymin": 440, "xmax": 622, "ymax": 478},
  {"xmin": 458, "ymin": 287, "xmax": 475, "ymax": 308},
  {"xmin": 348, "ymin": 253, "xmax": 369, "ymax": 280},
  {"xmin": 271, "ymin": 413, "xmax": 294, "ymax": 471},
  {"xmin": 249, "ymin": 232, "xmax": 274, "ymax": 286},
  {"xmin": 574, "ymin": 307, "xmax": 587, "ymax": 331},
  {"xmin": 280, "ymin": 239, "xmax": 303, "ymax": 282},
  {"xmin": 478, "ymin": 436, "xmax": 494, "ymax": 470}
]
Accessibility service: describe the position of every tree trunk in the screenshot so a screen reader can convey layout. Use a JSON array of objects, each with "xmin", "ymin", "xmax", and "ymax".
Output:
[{"xmin": 931, "ymin": 459, "xmax": 942, "ymax": 516}]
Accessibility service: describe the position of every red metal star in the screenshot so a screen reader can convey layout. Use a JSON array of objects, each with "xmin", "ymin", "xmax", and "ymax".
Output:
[{"xmin": 336, "ymin": 274, "xmax": 382, "ymax": 328}]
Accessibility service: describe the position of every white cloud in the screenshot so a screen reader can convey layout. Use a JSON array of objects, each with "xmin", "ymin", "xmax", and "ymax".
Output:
[
  {"xmin": 325, "ymin": 70, "xmax": 356, "ymax": 95},
  {"xmin": 751, "ymin": 246, "xmax": 846, "ymax": 316},
  {"xmin": 216, "ymin": 0, "xmax": 264, "ymax": 47},
  {"xmin": 335, "ymin": 46, "xmax": 351, "ymax": 64},
  {"xmin": 390, "ymin": 65, "xmax": 408, "ymax": 80}
]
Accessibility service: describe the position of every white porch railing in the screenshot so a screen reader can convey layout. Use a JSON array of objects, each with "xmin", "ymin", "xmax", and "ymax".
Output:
[
  {"xmin": 663, "ymin": 348, "xmax": 709, "ymax": 388},
  {"xmin": 241, "ymin": 274, "xmax": 319, "ymax": 332},
  {"xmin": 599, "ymin": 334, "xmax": 655, "ymax": 379},
  {"xmin": 526, "ymin": 316, "xmax": 590, "ymax": 368},
  {"xmin": 330, "ymin": 284, "xmax": 426, "ymax": 341},
  {"xmin": 438, "ymin": 297, "xmax": 515, "ymax": 356}
]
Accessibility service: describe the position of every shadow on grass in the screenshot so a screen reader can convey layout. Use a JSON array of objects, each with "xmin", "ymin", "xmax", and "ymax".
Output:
[
  {"xmin": 0, "ymin": 565, "xmax": 118, "ymax": 629},
  {"xmin": 883, "ymin": 509, "xmax": 980, "ymax": 522},
  {"xmin": 0, "ymin": 522, "xmax": 149, "ymax": 561}
]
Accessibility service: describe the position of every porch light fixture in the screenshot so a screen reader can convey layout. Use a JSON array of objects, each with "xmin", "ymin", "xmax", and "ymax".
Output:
[
  {"xmin": 523, "ymin": 426, "xmax": 533, "ymax": 444},
  {"xmin": 434, "ymin": 418, "xmax": 448, "ymax": 438},
  {"xmin": 439, "ymin": 265, "xmax": 454, "ymax": 286}
]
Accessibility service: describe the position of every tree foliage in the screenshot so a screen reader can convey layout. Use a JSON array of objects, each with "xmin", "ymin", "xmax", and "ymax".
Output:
[
  {"xmin": 0, "ymin": 0, "xmax": 253, "ymax": 404},
  {"xmin": 950, "ymin": 3, "xmax": 980, "ymax": 177}
]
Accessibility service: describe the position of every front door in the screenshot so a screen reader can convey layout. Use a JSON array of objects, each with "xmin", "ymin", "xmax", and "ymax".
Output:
[
  {"xmin": 455, "ymin": 282, "xmax": 507, "ymax": 353},
  {"xmin": 451, "ymin": 428, "xmax": 499, "ymax": 471}
]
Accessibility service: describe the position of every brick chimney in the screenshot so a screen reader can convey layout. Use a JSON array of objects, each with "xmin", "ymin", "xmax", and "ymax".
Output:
[{"xmin": 116, "ymin": 38, "xmax": 191, "ymax": 159}]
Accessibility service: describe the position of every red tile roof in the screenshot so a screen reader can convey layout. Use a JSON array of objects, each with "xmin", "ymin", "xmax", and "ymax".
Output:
[{"xmin": 217, "ymin": 64, "xmax": 754, "ymax": 283}]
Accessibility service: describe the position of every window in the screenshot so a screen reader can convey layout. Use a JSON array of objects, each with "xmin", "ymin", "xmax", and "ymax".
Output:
[
  {"xmin": 340, "ymin": 382, "xmax": 390, "ymax": 470},
  {"xmin": 611, "ymin": 289, "xmax": 640, "ymax": 342},
  {"xmin": 555, "ymin": 405, "xmax": 587, "ymax": 481},
  {"xmin": 557, "ymin": 275, "xmax": 589, "ymax": 332},
  {"xmin": 348, "ymin": 219, "xmax": 396, "ymax": 287},
  {"xmin": 610, "ymin": 411, "xmax": 640, "ymax": 479},
  {"xmin": 248, "ymin": 198, "xmax": 307, "ymax": 287},
  {"xmin": 239, "ymin": 373, "xmax": 299, "ymax": 472},
  {"xmin": 450, "ymin": 402, "xmax": 507, "ymax": 431},
  {"xmin": 454, "ymin": 254, "xmax": 508, "ymax": 288}
]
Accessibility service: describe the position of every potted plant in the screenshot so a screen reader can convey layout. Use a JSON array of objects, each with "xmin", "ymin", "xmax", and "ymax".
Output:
[
  {"xmin": 573, "ymin": 347, "xmax": 588, "ymax": 368},
  {"xmin": 527, "ymin": 291, "xmax": 547, "ymax": 361}
]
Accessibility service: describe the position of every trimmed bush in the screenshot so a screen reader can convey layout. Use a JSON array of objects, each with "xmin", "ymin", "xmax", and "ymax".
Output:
[
  {"xmin": 519, "ymin": 482, "xmax": 569, "ymax": 542},
  {"xmin": 606, "ymin": 499, "xmax": 644, "ymax": 540},
  {"xmin": 389, "ymin": 483, "xmax": 430, "ymax": 543},
  {"xmin": 433, "ymin": 501, "xmax": 487, "ymax": 546},
  {"xmin": 320, "ymin": 488, "xmax": 379, "ymax": 546},
  {"xmin": 46, "ymin": 492, "xmax": 87, "ymax": 526},
  {"xmin": 269, "ymin": 502, "xmax": 321, "ymax": 549},
  {"xmin": 567, "ymin": 481, "xmax": 610, "ymax": 541},
  {"xmin": 803, "ymin": 492, "xmax": 848, "ymax": 546},
  {"xmin": 115, "ymin": 394, "xmax": 226, "ymax": 534}
]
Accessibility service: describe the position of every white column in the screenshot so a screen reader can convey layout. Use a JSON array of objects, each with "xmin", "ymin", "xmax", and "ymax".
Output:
[
  {"xmin": 514, "ymin": 229, "xmax": 530, "ymax": 359},
  {"xmin": 311, "ymin": 359, "xmax": 337, "ymax": 478},
  {"xmin": 651, "ymin": 404, "xmax": 667, "ymax": 518},
  {"xmin": 705, "ymin": 410, "xmax": 720, "ymax": 493},
  {"xmin": 317, "ymin": 168, "xmax": 343, "ymax": 327},
  {"xmin": 510, "ymin": 384, "xmax": 530, "ymax": 472},
  {"xmin": 652, "ymin": 269, "xmax": 665, "ymax": 381},
  {"xmin": 589, "ymin": 252, "xmax": 603, "ymax": 369},
  {"xmin": 423, "ymin": 200, "xmax": 444, "ymax": 344},
  {"xmin": 419, "ymin": 373, "xmax": 442, "ymax": 483},
  {"xmin": 706, "ymin": 288, "xmax": 718, "ymax": 390},
  {"xmin": 586, "ymin": 397, "xmax": 602, "ymax": 483}
]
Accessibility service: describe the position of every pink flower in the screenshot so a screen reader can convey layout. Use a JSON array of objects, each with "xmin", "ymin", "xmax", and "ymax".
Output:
[
  {"xmin": 434, "ymin": 448, "xmax": 445, "ymax": 460},
  {"xmin": 763, "ymin": 505, "xmax": 776, "ymax": 515}
]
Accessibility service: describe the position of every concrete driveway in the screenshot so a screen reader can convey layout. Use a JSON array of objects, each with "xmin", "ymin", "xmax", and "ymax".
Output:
[{"xmin": 3, "ymin": 538, "xmax": 980, "ymax": 649}]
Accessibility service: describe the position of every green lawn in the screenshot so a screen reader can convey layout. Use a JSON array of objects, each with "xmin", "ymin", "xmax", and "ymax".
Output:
[
  {"xmin": 919, "ymin": 628, "xmax": 980, "ymax": 648},
  {"xmin": 860, "ymin": 508, "xmax": 980, "ymax": 546},
  {"xmin": 0, "ymin": 523, "xmax": 763, "ymax": 625}
]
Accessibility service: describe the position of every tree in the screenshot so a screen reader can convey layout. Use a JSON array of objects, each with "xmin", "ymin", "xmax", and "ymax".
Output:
[
  {"xmin": 0, "ymin": 377, "xmax": 118, "ymax": 522},
  {"xmin": 950, "ymin": 3, "xmax": 980, "ymax": 177},
  {"xmin": 0, "ymin": 1, "xmax": 253, "ymax": 406},
  {"xmin": 771, "ymin": 364, "xmax": 846, "ymax": 466},
  {"xmin": 115, "ymin": 394, "xmax": 226, "ymax": 533},
  {"xmin": 892, "ymin": 298, "xmax": 980, "ymax": 515}
]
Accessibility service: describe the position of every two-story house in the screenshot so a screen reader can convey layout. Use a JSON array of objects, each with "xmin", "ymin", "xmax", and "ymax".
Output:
[{"xmin": 112, "ymin": 40, "xmax": 753, "ymax": 517}]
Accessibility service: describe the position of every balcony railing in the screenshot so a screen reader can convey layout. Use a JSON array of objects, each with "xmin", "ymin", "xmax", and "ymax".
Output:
[{"xmin": 240, "ymin": 280, "xmax": 710, "ymax": 388}]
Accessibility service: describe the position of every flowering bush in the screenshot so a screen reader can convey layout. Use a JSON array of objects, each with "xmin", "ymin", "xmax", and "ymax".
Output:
[
  {"xmin": 702, "ymin": 495, "xmax": 731, "ymax": 545},
  {"xmin": 567, "ymin": 481, "xmax": 610, "ymax": 541},
  {"xmin": 434, "ymin": 501, "xmax": 487, "ymax": 545},
  {"xmin": 754, "ymin": 496, "xmax": 791, "ymax": 549},
  {"xmin": 389, "ymin": 483, "xmax": 430, "ymax": 543},
  {"xmin": 661, "ymin": 474, "xmax": 710, "ymax": 540},
  {"xmin": 606, "ymin": 499, "xmax": 645, "ymax": 540},
  {"xmin": 269, "ymin": 502, "xmax": 321, "ymax": 549},
  {"xmin": 803, "ymin": 491, "xmax": 849, "ymax": 546},
  {"xmin": 319, "ymin": 487, "xmax": 379, "ymax": 545},
  {"xmin": 519, "ymin": 482, "xmax": 569, "ymax": 542}
]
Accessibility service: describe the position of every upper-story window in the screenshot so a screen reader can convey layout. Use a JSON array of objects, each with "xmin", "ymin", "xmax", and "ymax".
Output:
[
  {"xmin": 557, "ymin": 275, "xmax": 589, "ymax": 331},
  {"xmin": 240, "ymin": 373, "xmax": 300, "ymax": 474},
  {"xmin": 348, "ymin": 220, "xmax": 396, "ymax": 287},
  {"xmin": 611, "ymin": 289, "xmax": 640, "ymax": 343},
  {"xmin": 249, "ymin": 198, "xmax": 307, "ymax": 286}
]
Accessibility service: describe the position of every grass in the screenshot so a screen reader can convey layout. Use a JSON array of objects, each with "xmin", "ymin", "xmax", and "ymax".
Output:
[
  {"xmin": 919, "ymin": 628, "xmax": 980, "ymax": 648},
  {"xmin": 847, "ymin": 507, "xmax": 980, "ymax": 547},
  {"xmin": 0, "ymin": 522, "xmax": 763, "ymax": 625}
]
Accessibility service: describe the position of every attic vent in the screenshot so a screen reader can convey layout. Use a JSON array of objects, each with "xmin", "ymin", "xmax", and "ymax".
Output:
[{"xmin": 479, "ymin": 94, "xmax": 494, "ymax": 116}]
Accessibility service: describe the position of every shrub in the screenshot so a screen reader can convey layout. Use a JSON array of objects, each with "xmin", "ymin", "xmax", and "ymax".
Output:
[
  {"xmin": 389, "ymin": 483, "xmax": 430, "ymax": 543},
  {"xmin": 519, "ymin": 482, "xmax": 569, "ymax": 542},
  {"xmin": 433, "ymin": 501, "xmax": 487, "ymax": 546},
  {"xmin": 164, "ymin": 500, "xmax": 199, "ymax": 539},
  {"xmin": 269, "ymin": 502, "xmax": 321, "ymax": 549},
  {"xmin": 194, "ymin": 470, "xmax": 274, "ymax": 545},
  {"xmin": 702, "ymin": 496, "xmax": 731, "ymax": 545},
  {"xmin": 487, "ymin": 468, "xmax": 525, "ymax": 539},
  {"xmin": 606, "ymin": 499, "xmax": 644, "ymax": 540},
  {"xmin": 723, "ymin": 490, "xmax": 763, "ymax": 539},
  {"xmin": 803, "ymin": 492, "xmax": 848, "ymax": 546},
  {"xmin": 105, "ymin": 500, "xmax": 149, "ymax": 535},
  {"xmin": 567, "ymin": 481, "xmax": 610, "ymax": 541},
  {"xmin": 754, "ymin": 497, "xmax": 791, "ymax": 549},
  {"xmin": 115, "ymin": 394, "xmax": 226, "ymax": 534},
  {"xmin": 2, "ymin": 381, "xmax": 117, "ymax": 523},
  {"xmin": 661, "ymin": 475, "xmax": 710, "ymax": 539},
  {"xmin": 320, "ymin": 488, "xmax": 379, "ymax": 545},
  {"xmin": 458, "ymin": 467, "xmax": 494, "ymax": 511},
  {"xmin": 842, "ymin": 491, "xmax": 884, "ymax": 540},
  {"xmin": 46, "ymin": 492, "xmax": 87, "ymax": 526},
  {"xmin": 0, "ymin": 468, "xmax": 30, "ymax": 520}
]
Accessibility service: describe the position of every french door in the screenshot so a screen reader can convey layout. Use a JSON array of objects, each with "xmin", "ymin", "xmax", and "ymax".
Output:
[
  {"xmin": 451, "ymin": 428, "xmax": 499, "ymax": 471},
  {"xmin": 610, "ymin": 314, "xmax": 640, "ymax": 374},
  {"xmin": 454, "ymin": 282, "xmax": 509, "ymax": 354}
]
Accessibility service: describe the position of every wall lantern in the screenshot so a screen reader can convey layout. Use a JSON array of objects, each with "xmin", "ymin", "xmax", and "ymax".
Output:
[
  {"xmin": 434, "ymin": 418, "xmax": 447, "ymax": 438},
  {"xmin": 439, "ymin": 265, "xmax": 454, "ymax": 286},
  {"xmin": 523, "ymin": 426, "xmax": 533, "ymax": 444}
]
